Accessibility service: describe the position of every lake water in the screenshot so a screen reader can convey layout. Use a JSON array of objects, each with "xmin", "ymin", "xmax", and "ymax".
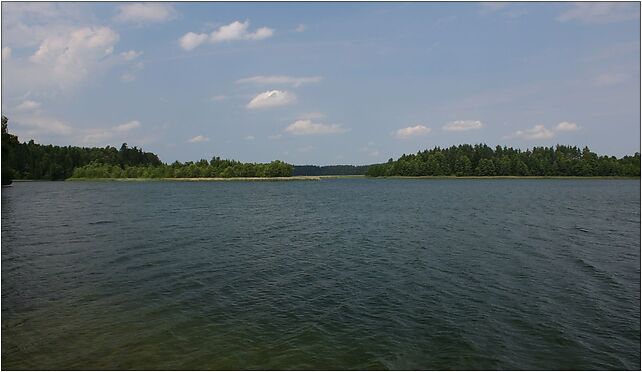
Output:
[{"xmin": 2, "ymin": 179, "xmax": 640, "ymax": 370}]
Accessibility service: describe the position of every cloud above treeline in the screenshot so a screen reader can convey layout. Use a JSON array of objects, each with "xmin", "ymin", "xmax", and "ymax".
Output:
[
  {"xmin": 284, "ymin": 119, "xmax": 347, "ymax": 135},
  {"xmin": 179, "ymin": 20, "xmax": 274, "ymax": 51},
  {"xmin": 442, "ymin": 120, "xmax": 483, "ymax": 131},
  {"xmin": 187, "ymin": 135, "xmax": 210, "ymax": 143},
  {"xmin": 506, "ymin": 121, "xmax": 579, "ymax": 140},
  {"xmin": 395, "ymin": 125, "xmax": 431, "ymax": 139}
]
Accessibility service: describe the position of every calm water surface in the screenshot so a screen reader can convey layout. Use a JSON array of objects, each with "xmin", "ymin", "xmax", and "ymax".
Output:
[{"xmin": 2, "ymin": 179, "xmax": 640, "ymax": 370}]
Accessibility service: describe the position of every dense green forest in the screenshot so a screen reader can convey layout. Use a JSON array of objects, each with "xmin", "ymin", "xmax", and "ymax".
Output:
[
  {"xmin": 1, "ymin": 116, "xmax": 292, "ymax": 182},
  {"xmin": 366, "ymin": 144, "xmax": 640, "ymax": 177},
  {"xmin": 71, "ymin": 158, "xmax": 293, "ymax": 179},
  {"xmin": 293, "ymin": 165, "xmax": 370, "ymax": 176},
  {"xmin": 2, "ymin": 116, "xmax": 162, "ymax": 182}
]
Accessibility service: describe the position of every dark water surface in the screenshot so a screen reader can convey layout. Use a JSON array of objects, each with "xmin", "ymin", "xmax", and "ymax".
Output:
[{"xmin": 2, "ymin": 179, "xmax": 640, "ymax": 370}]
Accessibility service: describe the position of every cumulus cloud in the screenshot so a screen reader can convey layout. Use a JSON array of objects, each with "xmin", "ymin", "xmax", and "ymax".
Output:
[
  {"xmin": 179, "ymin": 32, "xmax": 209, "ymax": 51},
  {"xmin": 16, "ymin": 100, "xmax": 41, "ymax": 111},
  {"xmin": 506, "ymin": 122, "xmax": 580, "ymax": 140},
  {"xmin": 81, "ymin": 120, "xmax": 142, "ymax": 145},
  {"xmin": 295, "ymin": 24, "xmax": 306, "ymax": 32},
  {"xmin": 443, "ymin": 120, "xmax": 483, "ymax": 131},
  {"xmin": 395, "ymin": 125, "xmax": 431, "ymax": 139},
  {"xmin": 284, "ymin": 119, "xmax": 347, "ymax": 135},
  {"xmin": 188, "ymin": 135, "xmax": 210, "ymax": 143},
  {"xmin": 555, "ymin": 121, "xmax": 579, "ymax": 132},
  {"xmin": 2, "ymin": 47, "xmax": 11, "ymax": 61},
  {"xmin": 13, "ymin": 115, "xmax": 72, "ymax": 136},
  {"xmin": 179, "ymin": 20, "xmax": 274, "ymax": 50},
  {"xmin": 115, "ymin": 3, "xmax": 176, "ymax": 24},
  {"xmin": 237, "ymin": 75, "xmax": 322, "ymax": 87},
  {"xmin": 246, "ymin": 90, "xmax": 296, "ymax": 109},
  {"xmin": 24, "ymin": 26, "xmax": 120, "ymax": 90},
  {"xmin": 558, "ymin": 3, "xmax": 639, "ymax": 24},
  {"xmin": 509, "ymin": 125, "xmax": 555, "ymax": 140}
]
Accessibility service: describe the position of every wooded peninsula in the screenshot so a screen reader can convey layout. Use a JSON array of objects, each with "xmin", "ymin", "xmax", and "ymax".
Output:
[{"xmin": 2, "ymin": 116, "xmax": 639, "ymax": 184}]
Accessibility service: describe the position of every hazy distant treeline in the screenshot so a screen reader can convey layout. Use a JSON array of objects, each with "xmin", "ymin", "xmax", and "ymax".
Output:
[
  {"xmin": 293, "ymin": 165, "xmax": 370, "ymax": 176},
  {"xmin": 366, "ymin": 144, "xmax": 640, "ymax": 177}
]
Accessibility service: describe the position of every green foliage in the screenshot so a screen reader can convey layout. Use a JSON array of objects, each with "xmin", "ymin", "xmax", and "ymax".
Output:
[
  {"xmin": 1, "ymin": 117, "xmax": 293, "ymax": 180},
  {"xmin": 1, "ymin": 117, "xmax": 161, "ymax": 180},
  {"xmin": 366, "ymin": 144, "xmax": 641, "ymax": 177},
  {"xmin": 71, "ymin": 158, "xmax": 293, "ymax": 179}
]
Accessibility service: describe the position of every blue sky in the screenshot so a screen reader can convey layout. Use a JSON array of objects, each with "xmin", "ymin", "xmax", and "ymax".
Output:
[{"xmin": 1, "ymin": 2, "xmax": 640, "ymax": 164}]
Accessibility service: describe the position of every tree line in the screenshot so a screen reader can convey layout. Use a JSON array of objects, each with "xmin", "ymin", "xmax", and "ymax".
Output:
[
  {"xmin": 2, "ymin": 116, "xmax": 162, "ymax": 182},
  {"xmin": 71, "ymin": 158, "xmax": 293, "ymax": 179},
  {"xmin": 1, "ymin": 116, "xmax": 292, "ymax": 183},
  {"xmin": 366, "ymin": 144, "xmax": 640, "ymax": 177}
]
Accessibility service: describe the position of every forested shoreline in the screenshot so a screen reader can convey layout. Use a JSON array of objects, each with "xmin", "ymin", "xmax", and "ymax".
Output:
[
  {"xmin": 1, "ymin": 116, "xmax": 292, "ymax": 183},
  {"xmin": 366, "ymin": 144, "xmax": 640, "ymax": 177},
  {"xmin": 2, "ymin": 116, "xmax": 640, "ymax": 183}
]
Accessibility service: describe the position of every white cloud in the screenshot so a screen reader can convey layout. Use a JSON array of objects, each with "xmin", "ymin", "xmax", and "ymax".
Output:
[
  {"xmin": 284, "ymin": 119, "xmax": 347, "ymax": 135},
  {"xmin": 246, "ymin": 90, "xmax": 296, "ymax": 109},
  {"xmin": 558, "ymin": 3, "xmax": 639, "ymax": 24},
  {"xmin": 22, "ymin": 26, "xmax": 120, "ymax": 91},
  {"xmin": 80, "ymin": 120, "xmax": 142, "ymax": 145},
  {"xmin": 555, "ymin": 121, "xmax": 579, "ymax": 132},
  {"xmin": 2, "ymin": 47, "xmax": 11, "ymax": 61},
  {"xmin": 237, "ymin": 75, "xmax": 323, "ymax": 87},
  {"xmin": 188, "ymin": 135, "xmax": 210, "ymax": 143},
  {"xmin": 179, "ymin": 32, "xmax": 209, "ymax": 51},
  {"xmin": 210, "ymin": 95, "xmax": 227, "ymax": 101},
  {"xmin": 443, "ymin": 120, "xmax": 483, "ymax": 131},
  {"xmin": 115, "ymin": 3, "xmax": 176, "ymax": 24},
  {"xmin": 395, "ymin": 125, "xmax": 431, "ymax": 139},
  {"xmin": 211, "ymin": 20, "xmax": 273, "ymax": 42},
  {"xmin": 268, "ymin": 134, "xmax": 283, "ymax": 140},
  {"xmin": 509, "ymin": 125, "xmax": 555, "ymax": 140},
  {"xmin": 179, "ymin": 20, "xmax": 274, "ymax": 51},
  {"xmin": 244, "ymin": 135, "xmax": 255, "ymax": 141},
  {"xmin": 16, "ymin": 100, "xmax": 41, "ymax": 111},
  {"xmin": 113, "ymin": 120, "xmax": 141, "ymax": 132},
  {"xmin": 120, "ymin": 50, "xmax": 142, "ymax": 61},
  {"xmin": 14, "ymin": 115, "xmax": 72, "ymax": 135},
  {"xmin": 295, "ymin": 24, "xmax": 306, "ymax": 32}
]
